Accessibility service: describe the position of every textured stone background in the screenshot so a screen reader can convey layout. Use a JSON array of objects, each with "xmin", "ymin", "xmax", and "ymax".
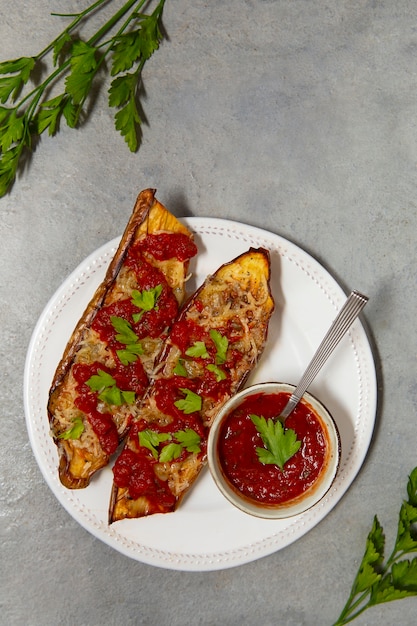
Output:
[{"xmin": 1, "ymin": 1, "xmax": 417, "ymax": 624}]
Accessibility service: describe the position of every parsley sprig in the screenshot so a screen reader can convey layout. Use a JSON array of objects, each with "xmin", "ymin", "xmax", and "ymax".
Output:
[
  {"xmin": 139, "ymin": 427, "xmax": 201, "ymax": 462},
  {"xmin": 210, "ymin": 329, "xmax": 228, "ymax": 364},
  {"xmin": 206, "ymin": 363, "xmax": 227, "ymax": 382},
  {"xmin": 186, "ymin": 341, "xmax": 210, "ymax": 359},
  {"xmin": 251, "ymin": 414, "xmax": 301, "ymax": 470},
  {"xmin": 131, "ymin": 284, "xmax": 162, "ymax": 322},
  {"xmin": 86, "ymin": 368, "xmax": 135, "ymax": 405},
  {"xmin": 0, "ymin": 0, "xmax": 166, "ymax": 197},
  {"xmin": 174, "ymin": 388, "xmax": 202, "ymax": 414},
  {"xmin": 111, "ymin": 315, "xmax": 144, "ymax": 365},
  {"xmin": 334, "ymin": 467, "xmax": 417, "ymax": 625}
]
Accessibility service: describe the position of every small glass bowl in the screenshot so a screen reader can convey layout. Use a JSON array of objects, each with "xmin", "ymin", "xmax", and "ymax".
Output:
[{"xmin": 207, "ymin": 382, "xmax": 341, "ymax": 519}]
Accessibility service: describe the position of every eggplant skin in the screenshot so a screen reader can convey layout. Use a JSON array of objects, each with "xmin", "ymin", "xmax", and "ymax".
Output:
[
  {"xmin": 47, "ymin": 188, "xmax": 195, "ymax": 489},
  {"xmin": 108, "ymin": 247, "xmax": 275, "ymax": 523}
]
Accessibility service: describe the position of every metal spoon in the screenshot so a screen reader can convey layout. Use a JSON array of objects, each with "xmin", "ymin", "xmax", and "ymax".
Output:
[{"xmin": 279, "ymin": 290, "xmax": 369, "ymax": 422}]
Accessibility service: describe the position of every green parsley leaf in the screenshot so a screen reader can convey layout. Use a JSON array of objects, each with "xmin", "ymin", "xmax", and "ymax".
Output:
[
  {"xmin": 354, "ymin": 516, "xmax": 385, "ymax": 593},
  {"xmin": 35, "ymin": 95, "xmax": 66, "ymax": 136},
  {"xmin": 53, "ymin": 32, "xmax": 73, "ymax": 67},
  {"xmin": 185, "ymin": 341, "xmax": 210, "ymax": 359},
  {"xmin": 0, "ymin": 106, "xmax": 11, "ymax": 124},
  {"xmin": 65, "ymin": 71, "xmax": 94, "ymax": 106},
  {"xmin": 0, "ymin": 75, "xmax": 22, "ymax": 104},
  {"xmin": 114, "ymin": 88, "xmax": 142, "ymax": 152},
  {"xmin": 98, "ymin": 386, "xmax": 123, "ymax": 405},
  {"xmin": 62, "ymin": 95, "xmax": 78, "ymax": 128},
  {"xmin": 391, "ymin": 558, "xmax": 417, "ymax": 591},
  {"xmin": 98, "ymin": 386, "xmax": 135, "ymax": 406},
  {"xmin": 395, "ymin": 500, "xmax": 417, "ymax": 553},
  {"xmin": 210, "ymin": 329, "xmax": 228, "ymax": 364},
  {"xmin": 111, "ymin": 316, "xmax": 139, "ymax": 344},
  {"xmin": 111, "ymin": 30, "xmax": 143, "ymax": 76},
  {"xmin": 174, "ymin": 388, "xmax": 202, "ymax": 414},
  {"xmin": 108, "ymin": 73, "xmax": 134, "ymax": 108},
  {"xmin": 206, "ymin": 363, "xmax": 227, "ymax": 382},
  {"xmin": 175, "ymin": 428, "xmax": 201, "ymax": 454},
  {"xmin": 64, "ymin": 40, "xmax": 99, "ymax": 106},
  {"xmin": 0, "ymin": 56, "xmax": 35, "ymax": 79},
  {"xmin": 86, "ymin": 369, "xmax": 116, "ymax": 391},
  {"xmin": 0, "ymin": 144, "xmax": 22, "ymax": 196},
  {"xmin": 173, "ymin": 358, "xmax": 188, "ymax": 377},
  {"xmin": 0, "ymin": 57, "xmax": 35, "ymax": 103},
  {"xmin": 139, "ymin": 429, "xmax": 170, "ymax": 459},
  {"xmin": 250, "ymin": 414, "xmax": 301, "ymax": 470},
  {"xmin": 116, "ymin": 342, "xmax": 144, "ymax": 366},
  {"xmin": 121, "ymin": 390, "xmax": 136, "ymax": 404},
  {"xmin": 159, "ymin": 442, "xmax": 183, "ymax": 463},
  {"xmin": 131, "ymin": 285, "xmax": 162, "ymax": 322},
  {"xmin": 136, "ymin": 9, "xmax": 164, "ymax": 60},
  {"xmin": 70, "ymin": 40, "xmax": 98, "ymax": 73},
  {"xmin": 111, "ymin": 316, "xmax": 143, "ymax": 364},
  {"xmin": 58, "ymin": 416, "xmax": 85, "ymax": 440},
  {"xmin": 407, "ymin": 466, "xmax": 417, "ymax": 506},
  {"xmin": 371, "ymin": 577, "xmax": 411, "ymax": 604},
  {"xmin": 0, "ymin": 109, "xmax": 25, "ymax": 151}
]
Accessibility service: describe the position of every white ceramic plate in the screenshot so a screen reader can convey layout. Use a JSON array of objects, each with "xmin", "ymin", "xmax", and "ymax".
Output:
[{"xmin": 24, "ymin": 217, "xmax": 377, "ymax": 571}]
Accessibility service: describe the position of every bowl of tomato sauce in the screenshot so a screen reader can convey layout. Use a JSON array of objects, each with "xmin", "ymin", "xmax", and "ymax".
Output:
[{"xmin": 208, "ymin": 382, "xmax": 341, "ymax": 519}]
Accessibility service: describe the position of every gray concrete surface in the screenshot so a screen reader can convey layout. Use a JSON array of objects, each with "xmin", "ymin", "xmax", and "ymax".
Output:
[{"xmin": 1, "ymin": 1, "xmax": 417, "ymax": 624}]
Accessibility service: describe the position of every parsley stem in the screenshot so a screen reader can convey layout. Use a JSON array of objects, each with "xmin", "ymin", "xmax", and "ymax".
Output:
[
  {"xmin": 333, "ymin": 590, "xmax": 371, "ymax": 625},
  {"xmin": 89, "ymin": 0, "xmax": 149, "ymax": 71},
  {"xmin": 87, "ymin": 0, "xmax": 147, "ymax": 47},
  {"xmin": 15, "ymin": 60, "xmax": 71, "ymax": 114},
  {"xmin": 37, "ymin": 0, "xmax": 111, "ymax": 61}
]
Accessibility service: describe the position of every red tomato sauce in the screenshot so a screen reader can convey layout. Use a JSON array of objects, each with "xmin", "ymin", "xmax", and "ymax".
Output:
[
  {"xmin": 170, "ymin": 319, "xmax": 206, "ymax": 352},
  {"xmin": 153, "ymin": 377, "xmax": 201, "ymax": 427},
  {"xmin": 135, "ymin": 233, "xmax": 198, "ymax": 261},
  {"xmin": 112, "ymin": 447, "xmax": 177, "ymax": 512},
  {"xmin": 218, "ymin": 392, "xmax": 327, "ymax": 505},
  {"xmin": 125, "ymin": 248, "xmax": 170, "ymax": 285},
  {"xmin": 198, "ymin": 370, "xmax": 231, "ymax": 402}
]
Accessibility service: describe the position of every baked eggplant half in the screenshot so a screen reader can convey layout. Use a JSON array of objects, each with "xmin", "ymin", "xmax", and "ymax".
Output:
[
  {"xmin": 109, "ymin": 247, "xmax": 275, "ymax": 522},
  {"xmin": 48, "ymin": 189, "xmax": 197, "ymax": 489}
]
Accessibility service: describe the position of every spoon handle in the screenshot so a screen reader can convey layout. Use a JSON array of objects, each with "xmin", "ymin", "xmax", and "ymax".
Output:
[{"xmin": 280, "ymin": 290, "xmax": 368, "ymax": 420}]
